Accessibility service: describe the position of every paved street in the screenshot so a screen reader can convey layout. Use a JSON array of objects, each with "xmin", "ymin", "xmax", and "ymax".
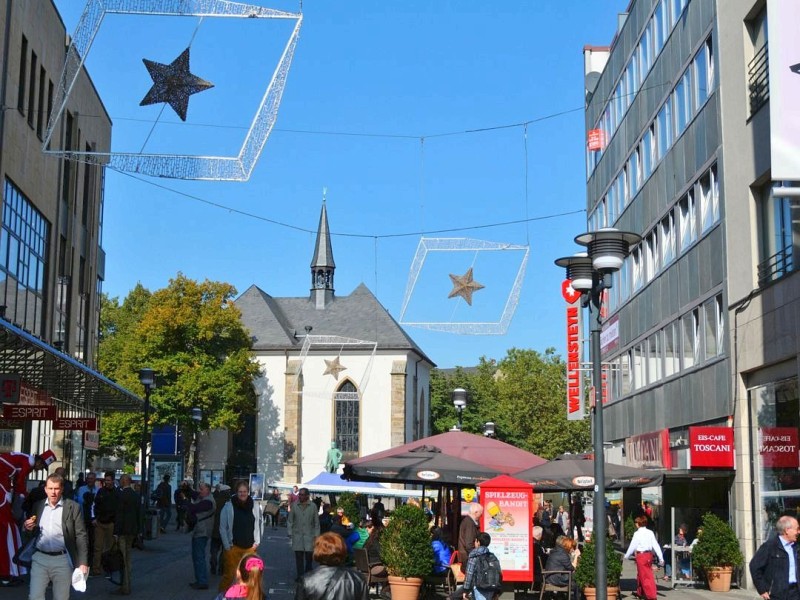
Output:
[{"xmin": 0, "ymin": 524, "xmax": 755, "ymax": 600}]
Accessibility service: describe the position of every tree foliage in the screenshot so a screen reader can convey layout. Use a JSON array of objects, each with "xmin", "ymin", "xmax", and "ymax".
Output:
[
  {"xmin": 430, "ymin": 348, "xmax": 590, "ymax": 459},
  {"xmin": 97, "ymin": 274, "xmax": 261, "ymax": 465}
]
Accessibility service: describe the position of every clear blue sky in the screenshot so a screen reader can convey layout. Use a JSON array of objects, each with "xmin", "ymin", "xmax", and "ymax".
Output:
[{"xmin": 53, "ymin": 0, "xmax": 625, "ymax": 368}]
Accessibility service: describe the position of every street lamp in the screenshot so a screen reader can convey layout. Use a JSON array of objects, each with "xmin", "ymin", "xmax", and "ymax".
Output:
[
  {"xmin": 191, "ymin": 407, "xmax": 202, "ymax": 484},
  {"xmin": 451, "ymin": 388, "xmax": 467, "ymax": 431},
  {"xmin": 138, "ymin": 367, "xmax": 155, "ymax": 537},
  {"xmin": 556, "ymin": 228, "xmax": 639, "ymax": 600}
]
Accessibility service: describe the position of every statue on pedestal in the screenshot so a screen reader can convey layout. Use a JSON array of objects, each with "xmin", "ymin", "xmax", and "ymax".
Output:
[{"xmin": 325, "ymin": 441, "xmax": 343, "ymax": 473}]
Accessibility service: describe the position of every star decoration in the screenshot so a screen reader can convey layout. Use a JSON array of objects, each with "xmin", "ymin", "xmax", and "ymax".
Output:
[
  {"xmin": 448, "ymin": 267, "xmax": 485, "ymax": 306},
  {"xmin": 140, "ymin": 48, "xmax": 214, "ymax": 121},
  {"xmin": 323, "ymin": 357, "xmax": 347, "ymax": 380},
  {"xmin": 791, "ymin": 62, "xmax": 800, "ymax": 75}
]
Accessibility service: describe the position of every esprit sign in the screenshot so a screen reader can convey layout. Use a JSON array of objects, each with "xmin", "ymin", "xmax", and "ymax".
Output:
[
  {"xmin": 625, "ymin": 429, "xmax": 671, "ymax": 469},
  {"xmin": 53, "ymin": 417, "xmax": 97, "ymax": 431},
  {"xmin": 689, "ymin": 426, "xmax": 734, "ymax": 468},
  {"xmin": 563, "ymin": 280, "xmax": 584, "ymax": 421},
  {"xmin": 759, "ymin": 427, "xmax": 799, "ymax": 468},
  {"xmin": 3, "ymin": 404, "xmax": 56, "ymax": 420}
]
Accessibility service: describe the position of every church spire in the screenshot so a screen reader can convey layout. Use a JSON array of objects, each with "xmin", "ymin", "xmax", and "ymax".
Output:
[{"xmin": 310, "ymin": 191, "xmax": 335, "ymax": 309}]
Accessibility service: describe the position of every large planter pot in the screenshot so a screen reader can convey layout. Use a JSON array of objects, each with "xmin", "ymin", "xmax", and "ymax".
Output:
[
  {"xmin": 582, "ymin": 586, "xmax": 620, "ymax": 600},
  {"xmin": 705, "ymin": 566, "xmax": 733, "ymax": 592},
  {"xmin": 388, "ymin": 575, "xmax": 424, "ymax": 600}
]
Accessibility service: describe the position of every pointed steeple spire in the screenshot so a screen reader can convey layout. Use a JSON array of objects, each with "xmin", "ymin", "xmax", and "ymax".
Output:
[{"xmin": 310, "ymin": 190, "xmax": 335, "ymax": 309}]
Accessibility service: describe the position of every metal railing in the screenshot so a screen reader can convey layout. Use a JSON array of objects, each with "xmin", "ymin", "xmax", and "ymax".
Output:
[
  {"xmin": 748, "ymin": 43, "xmax": 769, "ymax": 115},
  {"xmin": 758, "ymin": 244, "xmax": 794, "ymax": 287}
]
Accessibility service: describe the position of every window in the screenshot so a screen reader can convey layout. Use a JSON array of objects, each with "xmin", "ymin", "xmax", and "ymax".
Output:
[
  {"xmin": 657, "ymin": 99, "xmax": 672, "ymax": 159},
  {"xmin": 699, "ymin": 170, "xmax": 719, "ymax": 233},
  {"xmin": 694, "ymin": 39, "xmax": 711, "ymax": 109},
  {"xmin": 757, "ymin": 182, "xmax": 795, "ymax": 285},
  {"xmin": 620, "ymin": 353, "xmax": 631, "ymax": 396},
  {"xmin": 632, "ymin": 246, "xmax": 643, "ymax": 292},
  {"xmin": 618, "ymin": 257, "xmax": 630, "ymax": 303},
  {"xmin": 0, "ymin": 179, "xmax": 49, "ymax": 336},
  {"xmin": 36, "ymin": 66, "xmax": 45, "ymax": 139},
  {"xmin": 27, "ymin": 52, "xmax": 37, "ymax": 128},
  {"xmin": 17, "ymin": 36, "xmax": 27, "ymax": 114},
  {"xmin": 660, "ymin": 212, "xmax": 676, "ymax": 265},
  {"xmin": 674, "ymin": 70, "xmax": 691, "ymax": 134},
  {"xmin": 648, "ymin": 334, "xmax": 662, "ymax": 384},
  {"xmin": 45, "ymin": 80, "xmax": 54, "ymax": 149},
  {"xmin": 747, "ymin": 5, "xmax": 769, "ymax": 116},
  {"xmin": 629, "ymin": 149, "xmax": 640, "ymax": 199},
  {"xmin": 664, "ymin": 322, "xmax": 679, "ymax": 377},
  {"xmin": 632, "ymin": 345, "xmax": 645, "ymax": 390},
  {"xmin": 641, "ymin": 126, "xmax": 654, "ymax": 180},
  {"xmin": 644, "ymin": 231, "xmax": 660, "ymax": 282},
  {"xmin": 679, "ymin": 192, "xmax": 697, "ymax": 251},
  {"xmin": 703, "ymin": 298, "xmax": 718, "ymax": 358},
  {"xmin": 334, "ymin": 380, "xmax": 359, "ymax": 458},
  {"xmin": 653, "ymin": 1, "xmax": 666, "ymax": 55},
  {"xmin": 716, "ymin": 295, "xmax": 725, "ymax": 353},
  {"xmin": 682, "ymin": 309, "xmax": 699, "ymax": 369}
]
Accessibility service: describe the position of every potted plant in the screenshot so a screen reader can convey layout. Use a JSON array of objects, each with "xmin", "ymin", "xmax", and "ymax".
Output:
[
  {"xmin": 691, "ymin": 513, "xmax": 743, "ymax": 592},
  {"xmin": 574, "ymin": 535, "xmax": 623, "ymax": 600},
  {"xmin": 380, "ymin": 504, "xmax": 434, "ymax": 600}
]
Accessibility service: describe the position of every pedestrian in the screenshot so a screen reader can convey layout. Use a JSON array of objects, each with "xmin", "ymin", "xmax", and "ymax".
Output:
[
  {"xmin": 219, "ymin": 553, "xmax": 265, "ymax": 600},
  {"xmin": 0, "ymin": 450, "xmax": 56, "ymax": 586},
  {"xmin": 154, "ymin": 474, "xmax": 172, "ymax": 533},
  {"xmin": 556, "ymin": 505, "xmax": 570, "ymax": 535},
  {"xmin": 263, "ymin": 488, "xmax": 282, "ymax": 530},
  {"xmin": 24, "ymin": 473, "xmax": 89, "ymax": 600},
  {"xmin": 187, "ymin": 482, "xmax": 215, "ymax": 590},
  {"xmin": 113, "ymin": 474, "xmax": 141, "ymax": 595},
  {"xmin": 569, "ymin": 494, "xmax": 585, "ymax": 542},
  {"xmin": 295, "ymin": 532, "xmax": 367, "ymax": 600},
  {"xmin": 288, "ymin": 486, "xmax": 320, "ymax": 580},
  {"xmin": 210, "ymin": 484, "xmax": 232, "ymax": 576},
  {"xmin": 750, "ymin": 515, "xmax": 800, "ymax": 600},
  {"xmin": 91, "ymin": 470, "xmax": 118, "ymax": 576},
  {"xmin": 53, "ymin": 467, "xmax": 73, "ymax": 502},
  {"xmin": 372, "ymin": 499, "xmax": 385, "ymax": 521},
  {"xmin": 288, "ymin": 485, "xmax": 300, "ymax": 510},
  {"xmin": 219, "ymin": 481, "xmax": 262, "ymax": 592},
  {"xmin": 74, "ymin": 472, "xmax": 96, "ymax": 571},
  {"xmin": 624, "ymin": 515, "xmax": 664, "ymax": 600},
  {"xmin": 174, "ymin": 480, "xmax": 191, "ymax": 531},
  {"xmin": 462, "ymin": 532, "xmax": 501, "ymax": 600},
  {"xmin": 457, "ymin": 503, "xmax": 483, "ymax": 571}
]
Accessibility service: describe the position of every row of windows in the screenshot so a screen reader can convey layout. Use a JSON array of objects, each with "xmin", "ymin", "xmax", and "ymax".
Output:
[
  {"xmin": 602, "ymin": 164, "xmax": 719, "ymax": 314},
  {"xmin": 605, "ymin": 293, "xmax": 724, "ymax": 402},
  {"xmin": 589, "ymin": 36, "xmax": 715, "ymax": 223},
  {"xmin": 17, "ymin": 35, "xmax": 54, "ymax": 142},
  {"xmin": 587, "ymin": 0, "xmax": 690, "ymax": 176}
]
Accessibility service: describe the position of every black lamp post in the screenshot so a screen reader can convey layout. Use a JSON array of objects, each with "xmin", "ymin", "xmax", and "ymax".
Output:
[
  {"xmin": 451, "ymin": 388, "xmax": 467, "ymax": 431},
  {"xmin": 138, "ymin": 367, "xmax": 155, "ymax": 536},
  {"xmin": 556, "ymin": 228, "xmax": 639, "ymax": 600},
  {"xmin": 191, "ymin": 407, "xmax": 202, "ymax": 484}
]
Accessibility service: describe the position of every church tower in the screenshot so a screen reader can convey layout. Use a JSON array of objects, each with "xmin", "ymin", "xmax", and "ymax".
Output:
[{"xmin": 310, "ymin": 201, "xmax": 335, "ymax": 309}]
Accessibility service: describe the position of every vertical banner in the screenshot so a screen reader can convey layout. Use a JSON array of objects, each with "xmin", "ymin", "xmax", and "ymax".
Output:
[
  {"xmin": 562, "ymin": 280, "xmax": 584, "ymax": 420},
  {"xmin": 767, "ymin": 0, "xmax": 800, "ymax": 179},
  {"xmin": 480, "ymin": 475, "xmax": 534, "ymax": 583}
]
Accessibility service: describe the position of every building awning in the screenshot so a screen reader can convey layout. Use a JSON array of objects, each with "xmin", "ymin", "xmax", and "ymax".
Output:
[{"xmin": 0, "ymin": 319, "xmax": 142, "ymax": 413}]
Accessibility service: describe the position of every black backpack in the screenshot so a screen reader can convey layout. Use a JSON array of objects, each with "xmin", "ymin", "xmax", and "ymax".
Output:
[{"xmin": 474, "ymin": 552, "xmax": 503, "ymax": 592}]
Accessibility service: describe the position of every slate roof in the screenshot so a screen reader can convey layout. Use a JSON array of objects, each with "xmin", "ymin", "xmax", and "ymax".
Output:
[{"xmin": 235, "ymin": 283, "xmax": 435, "ymax": 365}]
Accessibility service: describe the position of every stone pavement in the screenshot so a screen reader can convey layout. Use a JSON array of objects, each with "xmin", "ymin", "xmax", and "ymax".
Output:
[{"xmin": 0, "ymin": 525, "xmax": 756, "ymax": 600}]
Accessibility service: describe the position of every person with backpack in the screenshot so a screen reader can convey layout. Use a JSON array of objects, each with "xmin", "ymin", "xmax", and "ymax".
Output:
[{"xmin": 462, "ymin": 532, "xmax": 502, "ymax": 600}]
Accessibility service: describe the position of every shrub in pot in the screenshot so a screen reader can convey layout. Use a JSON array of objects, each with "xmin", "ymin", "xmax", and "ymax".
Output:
[
  {"xmin": 380, "ymin": 504, "xmax": 434, "ymax": 579},
  {"xmin": 574, "ymin": 535, "xmax": 623, "ymax": 595},
  {"xmin": 336, "ymin": 492, "xmax": 360, "ymax": 525},
  {"xmin": 691, "ymin": 513, "xmax": 743, "ymax": 592}
]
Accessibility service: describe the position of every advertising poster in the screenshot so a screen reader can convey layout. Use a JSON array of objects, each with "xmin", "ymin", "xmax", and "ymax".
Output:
[{"xmin": 480, "ymin": 475, "xmax": 534, "ymax": 582}]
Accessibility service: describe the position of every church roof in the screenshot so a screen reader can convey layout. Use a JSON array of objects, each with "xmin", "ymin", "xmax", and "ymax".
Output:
[
  {"xmin": 310, "ymin": 202, "xmax": 335, "ymax": 269},
  {"xmin": 236, "ymin": 283, "xmax": 435, "ymax": 365}
]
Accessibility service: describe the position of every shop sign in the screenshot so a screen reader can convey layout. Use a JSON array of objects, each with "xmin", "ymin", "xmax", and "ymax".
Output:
[
  {"xmin": 53, "ymin": 417, "xmax": 97, "ymax": 431},
  {"xmin": 601, "ymin": 314, "xmax": 619, "ymax": 354},
  {"xmin": 3, "ymin": 404, "xmax": 56, "ymax": 420},
  {"xmin": 84, "ymin": 430, "xmax": 99, "ymax": 450},
  {"xmin": 0, "ymin": 418, "xmax": 24, "ymax": 429},
  {"xmin": 625, "ymin": 429, "xmax": 671, "ymax": 469},
  {"xmin": 480, "ymin": 476, "xmax": 534, "ymax": 582},
  {"xmin": 759, "ymin": 427, "xmax": 799, "ymax": 468},
  {"xmin": 0, "ymin": 374, "xmax": 20, "ymax": 404},
  {"xmin": 689, "ymin": 426, "xmax": 734, "ymax": 468},
  {"xmin": 587, "ymin": 129, "xmax": 606, "ymax": 151},
  {"xmin": 563, "ymin": 280, "xmax": 584, "ymax": 421}
]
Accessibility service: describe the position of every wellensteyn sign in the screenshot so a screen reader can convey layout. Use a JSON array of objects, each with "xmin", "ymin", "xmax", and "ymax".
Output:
[{"xmin": 562, "ymin": 280, "xmax": 584, "ymax": 421}]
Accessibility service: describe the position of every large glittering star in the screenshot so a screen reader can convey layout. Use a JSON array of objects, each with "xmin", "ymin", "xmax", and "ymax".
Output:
[
  {"xmin": 791, "ymin": 62, "xmax": 800, "ymax": 75},
  {"xmin": 140, "ymin": 48, "xmax": 214, "ymax": 121},
  {"xmin": 448, "ymin": 267, "xmax": 485, "ymax": 306},
  {"xmin": 323, "ymin": 357, "xmax": 347, "ymax": 380}
]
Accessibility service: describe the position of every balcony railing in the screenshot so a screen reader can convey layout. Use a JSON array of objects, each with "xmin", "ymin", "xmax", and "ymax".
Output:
[
  {"xmin": 758, "ymin": 244, "xmax": 794, "ymax": 287},
  {"xmin": 748, "ymin": 43, "xmax": 769, "ymax": 115}
]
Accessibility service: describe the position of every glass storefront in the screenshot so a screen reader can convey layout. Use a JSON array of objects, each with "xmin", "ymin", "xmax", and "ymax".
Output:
[{"xmin": 750, "ymin": 377, "xmax": 800, "ymax": 544}]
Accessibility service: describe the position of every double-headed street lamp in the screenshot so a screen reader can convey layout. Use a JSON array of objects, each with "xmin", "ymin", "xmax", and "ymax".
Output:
[
  {"xmin": 556, "ymin": 228, "xmax": 640, "ymax": 600},
  {"xmin": 451, "ymin": 388, "xmax": 467, "ymax": 431},
  {"xmin": 138, "ymin": 368, "xmax": 155, "ymax": 536}
]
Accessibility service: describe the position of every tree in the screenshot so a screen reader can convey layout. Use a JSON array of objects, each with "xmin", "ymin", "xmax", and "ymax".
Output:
[
  {"xmin": 429, "ymin": 348, "xmax": 590, "ymax": 459},
  {"xmin": 97, "ymin": 274, "xmax": 262, "ymax": 467}
]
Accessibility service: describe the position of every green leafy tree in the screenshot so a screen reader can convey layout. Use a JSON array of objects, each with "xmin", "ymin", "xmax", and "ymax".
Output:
[{"xmin": 97, "ymin": 274, "xmax": 262, "ymax": 468}]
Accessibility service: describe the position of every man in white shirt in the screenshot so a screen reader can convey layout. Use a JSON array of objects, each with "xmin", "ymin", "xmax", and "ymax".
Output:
[{"xmin": 24, "ymin": 474, "xmax": 88, "ymax": 600}]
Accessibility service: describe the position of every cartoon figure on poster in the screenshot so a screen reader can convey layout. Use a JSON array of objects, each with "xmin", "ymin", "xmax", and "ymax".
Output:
[
  {"xmin": 461, "ymin": 487, "xmax": 478, "ymax": 516},
  {"xmin": 486, "ymin": 500, "xmax": 516, "ymax": 531}
]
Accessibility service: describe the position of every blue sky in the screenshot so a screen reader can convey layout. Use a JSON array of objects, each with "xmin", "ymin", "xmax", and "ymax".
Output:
[{"xmin": 52, "ymin": 0, "xmax": 624, "ymax": 368}]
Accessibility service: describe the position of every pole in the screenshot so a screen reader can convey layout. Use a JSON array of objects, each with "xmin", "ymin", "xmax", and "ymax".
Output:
[
  {"xmin": 591, "ymin": 277, "xmax": 607, "ymax": 600},
  {"xmin": 140, "ymin": 385, "xmax": 151, "ymax": 538}
]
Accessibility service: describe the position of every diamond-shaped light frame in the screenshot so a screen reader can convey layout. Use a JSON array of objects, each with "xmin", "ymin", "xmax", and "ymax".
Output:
[
  {"xmin": 399, "ymin": 237, "xmax": 530, "ymax": 335},
  {"xmin": 42, "ymin": 0, "xmax": 302, "ymax": 181}
]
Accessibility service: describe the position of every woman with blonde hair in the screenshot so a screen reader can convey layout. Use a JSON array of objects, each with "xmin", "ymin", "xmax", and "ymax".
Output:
[{"xmin": 218, "ymin": 553, "xmax": 265, "ymax": 600}]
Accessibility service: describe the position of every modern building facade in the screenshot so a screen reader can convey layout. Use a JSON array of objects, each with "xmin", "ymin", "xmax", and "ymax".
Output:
[
  {"xmin": 236, "ymin": 203, "xmax": 434, "ymax": 484},
  {"xmin": 0, "ymin": 0, "xmax": 140, "ymax": 473},
  {"xmin": 584, "ymin": 0, "xmax": 799, "ymax": 577}
]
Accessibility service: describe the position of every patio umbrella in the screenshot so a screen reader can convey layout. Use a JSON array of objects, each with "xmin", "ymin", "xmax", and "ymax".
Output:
[
  {"xmin": 343, "ymin": 444, "xmax": 504, "ymax": 486},
  {"xmin": 513, "ymin": 453, "xmax": 664, "ymax": 491}
]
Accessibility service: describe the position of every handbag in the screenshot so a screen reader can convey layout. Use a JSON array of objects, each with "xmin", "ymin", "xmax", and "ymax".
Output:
[
  {"xmin": 13, "ymin": 526, "xmax": 39, "ymax": 568},
  {"xmin": 101, "ymin": 539, "xmax": 124, "ymax": 585}
]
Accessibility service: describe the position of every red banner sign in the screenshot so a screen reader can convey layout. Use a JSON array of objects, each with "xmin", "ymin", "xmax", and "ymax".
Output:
[
  {"xmin": 626, "ymin": 429, "xmax": 671, "ymax": 469},
  {"xmin": 3, "ymin": 404, "xmax": 56, "ymax": 420},
  {"xmin": 53, "ymin": 417, "xmax": 97, "ymax": 431},
  {"xmin": 587, "ymin": 129, "xmax": 606, "ymax": 151},
  {"xmin": 0, "ymin": 374, "xmax": 20, "ymax": 404},
  {"xmin": 563, "ymin": 280, "xmax": 584, "ymax": 421},
  {"xmin": 759, "ymin": 427, "xmax": 799, "ymax": 468},
  {"xmin": 689, "ymin": 426, "xmax": 735, "ymax": 468}
]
